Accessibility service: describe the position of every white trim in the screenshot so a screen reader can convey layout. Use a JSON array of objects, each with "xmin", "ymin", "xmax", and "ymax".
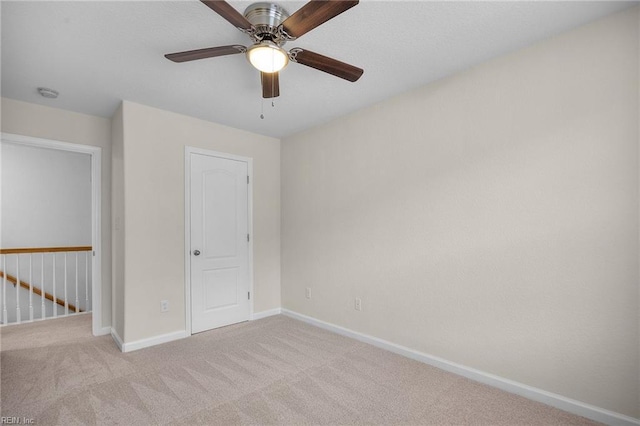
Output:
[
  {"xmin": 185, "ymin": 146, "xmax": 255, "ymax": 164},
  {"xmin": 120, "ymin": 330, "xmax": 188, "ymax": 353},
  {"xmin": 1, "ymin": 132, "xmax": 104, "ymax": 337},
  {"xmin": 184, "ymin": 149, "xmax": 192, "ymax": 336},
  {"xmin": 110, "ymin": 327, "xmax": 124, "ymax": 351},
  {"xmin": 251, "ymin": 307, "xmax": 281, "ymax": 320},
  {"xmin": 281, "ymin": 309, "xmax": 640, "ymax": 426},
  {"xmin": 247, "ymin": 159, "xmax": 255, "ymax": 325},
  {"xmin": 90, "ymin": 148, "xmax": 102, "ymax": 337},
  {"xmin": 184, "ymin": 146, "xmax": 254, "ymax": 336}
]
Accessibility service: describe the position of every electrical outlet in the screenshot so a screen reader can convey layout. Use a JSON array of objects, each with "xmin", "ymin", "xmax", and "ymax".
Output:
[
  {"xmin": 355, "ymin": 298, "xmax": 362, "ymax": 311},
  {"xmin": 305, "ymin": 287, "xmax": 312, "ymax": 299},
  {"xmin": 160, "ymin": 300, "xmax": 169, "ymax": 312}
]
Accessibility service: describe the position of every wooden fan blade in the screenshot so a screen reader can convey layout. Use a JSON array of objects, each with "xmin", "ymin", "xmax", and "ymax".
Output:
[
  {"xmin": 201, "ymin": 0, "xmax": 253, "ymax": 31},
  {"xmin": 261, "ymin": 72, "xmax": 280, "ymax": 98},
  {"xmin": 280, "ymin": 0, "xmax": 358, "ymax": 39},
  {"xmin": 291, "ymin": 48, "xmax": 363, "ymax": 82},
  {"xmin": 165, "ymin": 45, "xmax": 246, "ymax": 63}
]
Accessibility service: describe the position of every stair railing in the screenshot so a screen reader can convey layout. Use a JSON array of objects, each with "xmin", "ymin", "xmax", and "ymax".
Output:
[{"xmin": 0, "ymin": 246, "xmax": 92, "ymax": 325}]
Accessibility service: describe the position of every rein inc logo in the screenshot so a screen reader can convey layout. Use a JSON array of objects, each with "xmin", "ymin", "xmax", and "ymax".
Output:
[{"xmin": 1, "ymin": 418, "xmax": 34, "ymax": 425}]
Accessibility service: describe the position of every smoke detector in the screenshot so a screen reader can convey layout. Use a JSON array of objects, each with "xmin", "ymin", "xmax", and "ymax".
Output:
[{"xmin": 37, "ymin": 87, "xmax": 59, "ymax": 99}]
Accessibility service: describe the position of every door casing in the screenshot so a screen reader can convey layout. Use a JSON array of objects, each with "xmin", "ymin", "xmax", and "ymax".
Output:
[{"xmin": 184, "ymin": 146, "xmax": 254, "ymax": 335}]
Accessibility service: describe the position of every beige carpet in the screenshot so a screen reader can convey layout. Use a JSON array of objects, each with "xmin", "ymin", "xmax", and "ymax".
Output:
[{"xmin": 1, "ymin": 314, "xmax": 599, "ymax": 425}]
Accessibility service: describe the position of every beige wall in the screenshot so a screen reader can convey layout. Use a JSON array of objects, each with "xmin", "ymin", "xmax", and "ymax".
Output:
[
  {"xmin": 119, "ymin": 101, "xmax": 280, "ymax": 343},
  {"xmin": 1, "ymin": 98, "xmax": 113, "ymax": 329},
  {"xmin": 111, "ymin": 104, "xmax": 125, "ymax": 339},
  {"xmin": 282, "ymin": 8, "xmax": 639, "ymax": 418}
]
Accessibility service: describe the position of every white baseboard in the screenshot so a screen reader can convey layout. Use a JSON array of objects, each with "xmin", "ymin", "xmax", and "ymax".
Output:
[
  {"xmin": 124, "ymin": 330, "xmax": 188, "ymax": 353},
  {"xmin": 109, "ymin": 309, "xmax": 282, "ymax": 353},
  {"xmin": 110, "ymin": 328, "xmax": 124, "ymax": 351},
  {"xmin": 281, "ymin": 309, "xmax": 639, "ymax": 426},
  {"xmin": 110, "ymin": 328, "xmax": 188, "ymax": 353},
  {"xmin": 251, "ymin": 307, "xmax": 281, "ymax": 320}
]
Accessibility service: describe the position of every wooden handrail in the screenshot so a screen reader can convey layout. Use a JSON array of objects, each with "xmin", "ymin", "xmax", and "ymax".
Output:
[
  {"xmin": 0, "ymin": 246, "xmax": 92, "ymax": 255},
  {"xmin": 0, "ymin": 271, "xmax": 83, "ymax": 313}
]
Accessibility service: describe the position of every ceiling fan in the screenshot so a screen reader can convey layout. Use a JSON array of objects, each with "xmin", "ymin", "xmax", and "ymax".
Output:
[{"xmin": 165, "ymin": 0, "xmax": 364, "ymax": 99}]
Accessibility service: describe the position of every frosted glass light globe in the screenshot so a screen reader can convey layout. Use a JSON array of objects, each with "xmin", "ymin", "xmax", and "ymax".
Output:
[{"xmin": 247, "ymin": 42, "xmax": 289, "ymax": 73}]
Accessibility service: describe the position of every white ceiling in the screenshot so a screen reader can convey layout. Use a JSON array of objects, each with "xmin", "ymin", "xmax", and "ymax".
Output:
[{"xmin": 1, "ymin": 1, "xmax": 634, "ymax": 139}]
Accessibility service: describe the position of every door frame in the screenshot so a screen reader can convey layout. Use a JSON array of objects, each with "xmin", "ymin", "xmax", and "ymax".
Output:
[
  {"xmin": 184, "ymin": 146, "xmax": 254, "ymax": 335},
  {"xmin": 1, "ymin": 132, "xmax": 103, "ymax": 336}
]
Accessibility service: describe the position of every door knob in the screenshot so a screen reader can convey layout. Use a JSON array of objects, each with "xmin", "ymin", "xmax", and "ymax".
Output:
[{"xmin": 193, "ymin": 250, "xmax": 201, "ymax": 256}]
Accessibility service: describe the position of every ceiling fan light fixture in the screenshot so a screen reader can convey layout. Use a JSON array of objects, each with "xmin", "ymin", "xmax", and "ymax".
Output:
[{"xmin": 246, "ymin": 42, "xmax": 288, "ymax": 73}]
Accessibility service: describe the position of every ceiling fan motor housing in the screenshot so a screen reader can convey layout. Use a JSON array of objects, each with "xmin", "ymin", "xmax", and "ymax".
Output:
[{"xmin": 244, "ymin": 2, "xmax": 290, "ymax": 44}]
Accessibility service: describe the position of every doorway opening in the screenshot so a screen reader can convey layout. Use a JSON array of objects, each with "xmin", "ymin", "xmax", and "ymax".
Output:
[{"xmin": 0, "ymin": 133, "xmax": 103, "ymax": 335}]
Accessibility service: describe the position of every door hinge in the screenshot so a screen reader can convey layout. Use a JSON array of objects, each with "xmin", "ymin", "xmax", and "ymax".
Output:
[
  {"xmin": 93, "ymin": 251, "xmax": 95, "ymax": 257},
  {"xmin": 248, "ymin": 292, "xmax": 250, "ymax": 300},
  {"xmin": 247, "ymin": 175, "xmax": 249, "ymax": 184},
  {"xmin": 247, "ymin": 234, "xmax": 250, "ymax": 242}
]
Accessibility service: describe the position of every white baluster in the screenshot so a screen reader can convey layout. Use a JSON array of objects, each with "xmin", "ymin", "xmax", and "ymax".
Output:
[
  {"xmin": 52, "ymin": 254, "xmax": 57, "ymax": 318},
  {"xmin": 64, "ymin": 253, "xmax": 68, "ymax": 316},
  {"xmin": 29, "ymin": 254, "xmax": 33, "ymax": 321},
  {"xmin": 75, "ymin": 253, "xmax": 79, "ymax": 313},
  {"xmin": 2, "ymin": 255, "xmax": 7, "ymax": 324},
  {"xmin": 41, "ymin": 254, "xmax": 45, "ymax": 320},
  {"xmin": 85, "ymin": 251, "xmax": 89, "ymax": 311},
  {"xmin": 16, "ymin": 255, "xmax": 21, "ymax": 324}
]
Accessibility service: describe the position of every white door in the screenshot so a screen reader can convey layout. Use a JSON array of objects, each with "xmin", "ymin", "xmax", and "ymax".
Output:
[{"xmin": 189, "ymin": 152, "xmax": 250, "ymax": 334}]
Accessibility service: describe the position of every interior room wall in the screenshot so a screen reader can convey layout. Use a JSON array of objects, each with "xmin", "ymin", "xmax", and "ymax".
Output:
[
  {"xmin": 281, "ymin": 7, "xmax": 639, "ymax": 418},
  {"xmin": 118, "ymin": 101, "xmax": 280, "ymax": 343},
  {"xmin": 1, "ymin": 97, "xmax": 113, "ymax": 329},
  {"xmin": 1, "ymin": 142, "xmax": 91, "ymax": 247}
]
